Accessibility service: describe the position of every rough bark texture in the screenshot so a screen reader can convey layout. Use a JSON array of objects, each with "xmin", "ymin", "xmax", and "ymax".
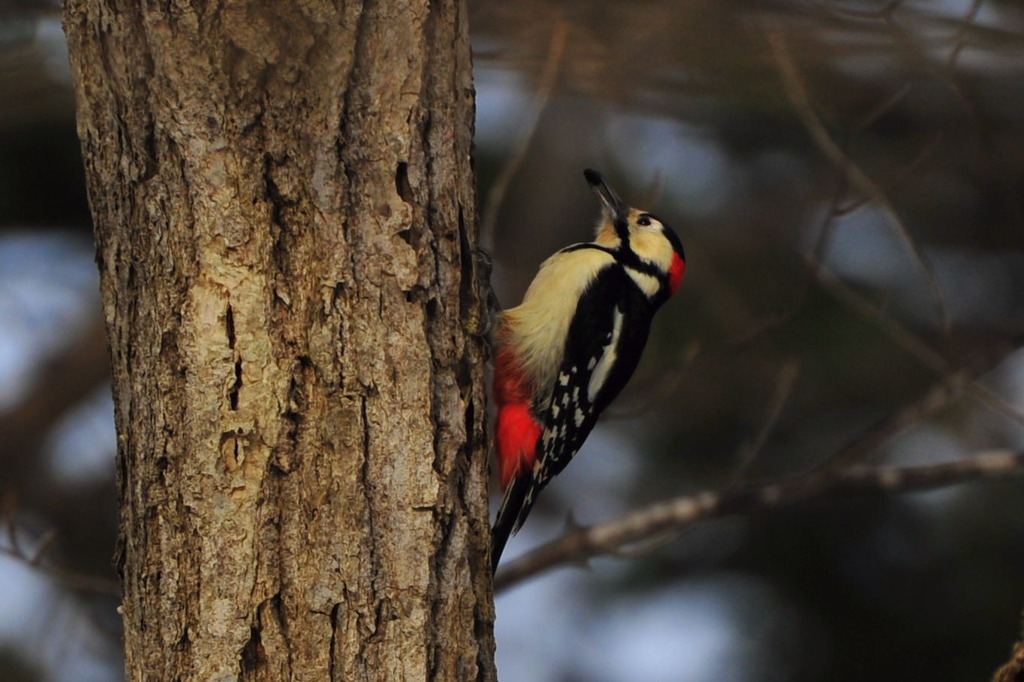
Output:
[{"xmin": 63, "ymin": 0, "xmax": 495, "ymax": 679}]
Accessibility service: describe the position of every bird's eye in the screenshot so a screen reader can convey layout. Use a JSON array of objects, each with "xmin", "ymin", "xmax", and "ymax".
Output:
[{"xmin": 637, "ymin": 216, "xmax": 652, "ymax": 227}]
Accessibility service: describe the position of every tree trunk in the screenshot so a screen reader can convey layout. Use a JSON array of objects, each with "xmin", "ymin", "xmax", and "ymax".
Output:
[{"xmin": 63, "ymin": 0, "xmax": 495, "ymax": 679}]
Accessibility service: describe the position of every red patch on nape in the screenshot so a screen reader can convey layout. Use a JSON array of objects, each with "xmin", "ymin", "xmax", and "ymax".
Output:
[
  {"xmin": 669, "ymin": 253, "xmax": 686, "ymax": 294},
  {"xmin": 496, "ymin": 403, "xmax": 542, "ymax": 488}
]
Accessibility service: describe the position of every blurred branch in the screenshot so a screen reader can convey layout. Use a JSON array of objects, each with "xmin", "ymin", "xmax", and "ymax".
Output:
[
  {"xmin": 726, "ymin": 259, "xmax": 1023, "ymax": 477},
  {"xmin": 734, "ymin": 261, "xmax": 1022, "ymax": 475},
  {"xmin": 479, "ymin": 17, "xmax": 569, "ymax": 246},
  {"xmin": 0, "ymin": 494, "xmax": 120, "ymax": 597},
  {"xmin": 0, "ymin": 315, "xmax": 109, "ymax": 471},
  {"xmin": 809, "ymin": 261, "xmax": 1024, "ymax": 433},
  {"xmin": 729, "ymin": 127, "xmax": 940, "ymax": 355},
  {"xmin": 821, "ymin": 0, "xmax": 905, "ymax": 19},
  {"xmin": 603, "ymin": 341, "xmax": 700, "ymax": 421},
  {"xmin": 880, "ymin": 4, "xmax": 1024, "ymax": 231},
  {"xmin": 824, "ymin": 364, "xmax": 985, "ymax": 473},
  {"xmin": 764, "ymin": 26, "xmax": 951, "ymax": 334},
  {"xmin": 495, "ymin": 449, "xmax": 1024, "ymax": 591},
  {"xmin": 945, "ymin": 0, "xmax": 984, "ymax": 71},
  {"xmin": 727, "ymin": 359, "xmax": 800, "ymax": 485},
  {"xmin": 992, "ymin": 637, "xmax": 1024, "ymax": 682}
]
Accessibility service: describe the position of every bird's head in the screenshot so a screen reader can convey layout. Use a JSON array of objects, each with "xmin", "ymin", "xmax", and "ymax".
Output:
[{"xmin": 585, "ymin": 168, "xmax": 686, "ymax": 295}]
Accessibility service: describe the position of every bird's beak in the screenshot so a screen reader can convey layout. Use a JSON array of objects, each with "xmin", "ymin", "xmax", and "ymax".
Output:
[{"xmin": 584, "ymin": 169, "xmax": 628, "ymax": 223}]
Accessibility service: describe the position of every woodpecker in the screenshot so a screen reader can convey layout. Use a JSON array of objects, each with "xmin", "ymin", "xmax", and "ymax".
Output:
[{"xmin": 491, "ymin": 169, "xmax": 686, "ymax": 571}]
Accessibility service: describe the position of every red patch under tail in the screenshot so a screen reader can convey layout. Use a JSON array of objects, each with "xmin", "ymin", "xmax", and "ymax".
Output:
[{"xmin": 493, "ymin": 344, "xmax": 542, "ymax": 489}]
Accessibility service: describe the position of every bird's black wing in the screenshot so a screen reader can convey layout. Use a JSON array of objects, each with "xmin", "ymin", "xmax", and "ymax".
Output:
[{"xmin": 512, "ymin": 264, "xmax": 654, "ymax": 534}]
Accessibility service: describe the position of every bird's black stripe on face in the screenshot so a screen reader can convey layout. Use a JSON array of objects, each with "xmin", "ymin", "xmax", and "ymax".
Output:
[
  {"xmin": 616, "ymin": 248, "xmax": 668, "ymax": 280},
  {"xmin": 614, "ymin": 217, "xmax": 631, "ymax": 242},
  {"xmin": 562, "ymin": 235, "xmax": 672, "ymax": 295}
]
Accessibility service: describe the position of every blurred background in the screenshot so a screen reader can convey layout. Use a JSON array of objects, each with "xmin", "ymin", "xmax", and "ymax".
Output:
[{"xmin": 2, "ymin": 0, "xmax": 1024, "ymax": 680}]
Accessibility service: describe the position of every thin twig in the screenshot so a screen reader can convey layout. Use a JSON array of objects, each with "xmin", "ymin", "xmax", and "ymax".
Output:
[
  {"xmin": 728, "ymin": 359, "xmax": 800, "ymax": 486},
  {"xmin": 603, "ymin": 342, "xmax": 700, "ymax": 421},
  {"xmin": 726, "ymin": 161, "xmax": 851, "ymax": 353},
  {"xmin": 479, "ymin": 18, "xmax": 570, "ymax": 246},
  {"xmin": 823, "ymin": 365, "xmax": 975, "ymax": 471},
  {"xmin": 0, "ymin": 544, "xmax": 121, "ymax": 597},
  {"xmin": 850, "ymin": 83, "xmax": 912, "ymax": 133},
  {"xmin": 764, "ymin": 27, "xmax": 951, "ymax": 334},
  {"xmin": 945, "ymin": 0, "xmax": 985, "ymax": 72},
  {"xmin": 495, "ymin": 449, "xmax": 1024, "ymax": 591},
  {"xmin": 879, "ymin": 3, "xmax": 1024, "ymax": 240},
  {"xmin": 0, "ymin": 510, "xmax": 121, "ymax": 597},
  {"xmin": 820, "ymin": 0, "xmax": 905, "ymax": 20},
  {"xmin": 808, "ymin": 260, "xmax": 1024, "ymax": 433}
]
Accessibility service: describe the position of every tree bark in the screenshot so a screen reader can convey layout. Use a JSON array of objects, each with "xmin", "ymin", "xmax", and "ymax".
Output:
[{"xmin": 63, "ymin": 0, "xmax": 495, "ymax": 679}]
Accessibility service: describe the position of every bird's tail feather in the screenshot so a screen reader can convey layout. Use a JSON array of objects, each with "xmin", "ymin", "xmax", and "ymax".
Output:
[{"xmin": 491, "ymin": 476, "xmax": 533, "ymax": 573}]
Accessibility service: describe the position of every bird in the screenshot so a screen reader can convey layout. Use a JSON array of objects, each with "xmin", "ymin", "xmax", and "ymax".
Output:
[{"xmin": 491, "ymin": 168, "xmax": 686, "ymax": 572}]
